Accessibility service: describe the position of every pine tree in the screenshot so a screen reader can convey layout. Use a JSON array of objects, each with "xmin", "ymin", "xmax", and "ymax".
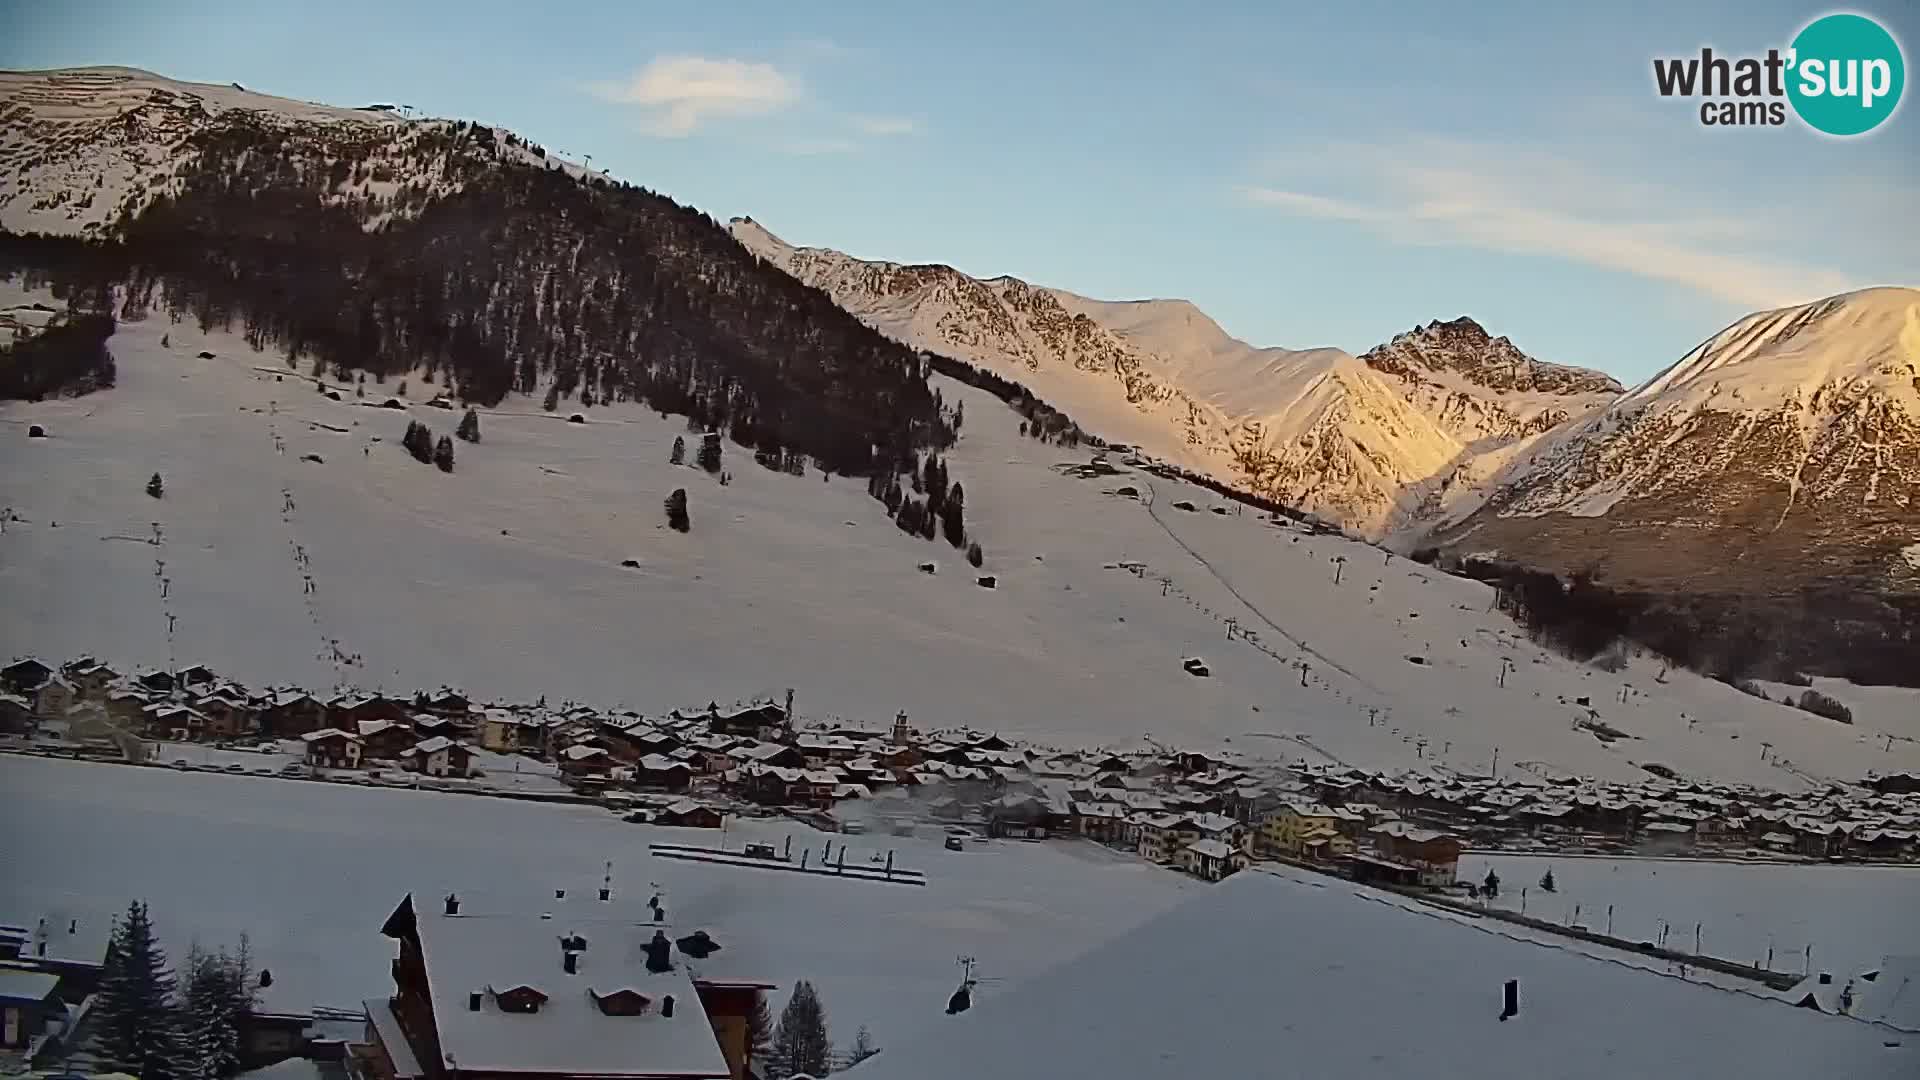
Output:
[
  {"xmin": 434, "ymin": 435, "xmax": 455, "ymax": 473},
  {"xmin": 966, "ymin": 542, "xmax": 983, "ymax": 569},
  {"xmin": 745, "ymin": 993, "xmax": 774, "ymax": 1071},
  {"xmin": 147, "ymin": 473, "xmax": 164, "ymax": 499},
  {"xmin": 670, "ymin": 436, "xmax": 686, "ymax": 465},
  {"xmin": 542, "ymin": 384, "xmax": 560, "ymax": 412},
  {"xmin": 94, "ymin": 901, "xmax": 181, "ymax": 1079},
  {"xmin": 1539, "ymin": 868, "xmax": 1556, "ymax": 893},
  {"xmin": 456, "ymin": 408, "xmax": 480, "ymax": 443},
  {"xmin": 179, "ymin": 942, "xmax": 252, "ymax": 1080},
  {"xmin": 665, "ymin": 488, "xmax": 689, "ymax": 533},
  {"xmin": 765, "ymin": 980, "xmax": 831, "ymax": 1079},
  {"xmin": 697, "ymin": 434, "xmax": 722, "ymax": 474},
  {"xmin": 941, "ymin": 483, "xmax": 966, "ymax": 547},
  {"xmin": 848, "ymin": 1025, "xmax": 878, "ymax": 1067}
]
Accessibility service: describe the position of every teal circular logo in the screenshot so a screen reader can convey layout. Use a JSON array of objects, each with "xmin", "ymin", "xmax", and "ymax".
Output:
[{"xmin": 1787, "ymin": 13, "xmax": 1905, "ymax": 135}]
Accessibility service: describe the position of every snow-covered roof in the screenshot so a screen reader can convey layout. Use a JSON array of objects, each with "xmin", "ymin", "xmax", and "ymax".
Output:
[
  {"xmin": 301, "ymin": 728, "xmax": 360, "ymax": 743},
  {"xmin": 857, "ymin": 869, "xmax": 1913, "ymax": 1079},
  {"xmin": 0, "ymin": 968, "xmax": 61, "ymax": 1002},
  {"xmin": 638, "ymin": 754, "xmax": 690, "ymax": 772},
  {"xmin": 412, "ymin": 736, "xmax": 459, "ymax": 755},
  {"xmin": 412, "ymin": 913, "xmax": 731, "ymax": 1078},
  {"xmin": 562, "ymin": 744, "xmax": 610, "ymax": 761},
  {"xmin": 1184, "ymin": 838, "xmax": 1236, "ymax": 860}
]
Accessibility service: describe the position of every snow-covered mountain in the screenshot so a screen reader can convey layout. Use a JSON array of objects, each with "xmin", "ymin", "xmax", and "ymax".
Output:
[
  {"xmin": 729, "ymin": 217, "xmax": 1619, "ymax": 535},
  {"xmin": 1432, "ymin": 287, "xmax": 1920, "ymax": 596}
]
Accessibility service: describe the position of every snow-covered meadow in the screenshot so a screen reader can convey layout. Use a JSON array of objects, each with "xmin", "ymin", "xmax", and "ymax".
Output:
[
  {"xmin": 0, "ymin": 755, "xmax": 1197, "ymax": 1046},
  {"xmin": 2, "ymin": 284, "xmax": 1918, "ymax": 788},
  {"xmin": 1458, "ymin": 852, "xmax": 1920, "ymax": 980}
]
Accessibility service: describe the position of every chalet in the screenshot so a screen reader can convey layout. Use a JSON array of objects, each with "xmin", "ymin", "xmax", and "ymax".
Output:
[
  {"xmin": 104, "ymin": 687, "xmax": 152, "ymax": 728},
  {"xmin": 0, "ymin": 968, "xmax": 63, "ymax": 1053},
  {"xmin": 1179, "ymin": 838, "xmax": 1248, "ymax": 882},
  {"xmin": 0, "ymin": 658, "xmax": 52, "ymax": 695},
  {"xmin": 260, "ymin": 690, "xmax": 328, "ymax": 738},
  {"xmin": 1638, "ymin": 820, "xmax": 1698, "ymax": 854},
  {"xmin": 192, "ymin": 692, "xmax": 257, "ymax": 739},
  {"xmin": 988, "ymin": 795, "xmax": 1062, "ymax": 839},
  {"xmin": 302, "ymin": 728, "xmax": 364, "ymax": 769},
  {"xmin": 359, "ymin": 719, "xmax": 419, "ymax": 761},
  {"xmin": 560, "ymin": 744, "xmax": 615, "ymax": 777},
  {"xmin": 64, "ymin": 661, "xmax": 122, "ymax": 698},
  {"xmin": 25, "ymin": 675, "xmax": 75, "ymax": 720},
  {"xmin": 370, "ymin": 894, "xmax": 777, "ymax": 1080},
  {"xmin": 635, "ymin": 754, "xmax": 694, "ymax": 793},
  {"xmin": 177, "ymin": 664, "xmax": 218, "ymax": 687},
  {"xmin": 479, "ymin": 709, "xmax": 533, "ymax": 753},
  {"xmin": 415, "ymin": 689, "xmax": 472, "ymax": 717},
  {"xmin": 733, "ymin": 742, "xmax": 805, "ymax": 770},
  {"xmin": 142, "ymin": 701, "xmax": 206, "ymax": 737},
  {"xmin": 329, "ymin": 694, "xmax": 409, "ymax": 731},
  {"xmin": 0, "ymin": 693, "xmax": 31, "ymax": 733},
  {"xmin": 411, "ymin": 713, "xmax": 464, "ymax": 740},
  {"xmin": 603, "ymin": 722, "xmax": 680, "ymax": 763},
  {"xmin": 653, "ymin": 800, "xmax": 726, "ymax": 829},
  {"xmin": 402, "ymin": 736, "xmax": 473, "ymax": 778},
  {"xmin": 1366, "ymin": 821, "xmax": 1463, "ymax": 888},
  {"xmin": 136, "ymin": 669, "xmax": 176, "ymax": 693}
]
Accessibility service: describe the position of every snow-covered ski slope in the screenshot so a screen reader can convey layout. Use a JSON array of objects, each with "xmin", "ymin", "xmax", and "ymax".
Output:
[{"xmin": 2, "ymin": 286, "xmax": 1916, "ymax": 788}]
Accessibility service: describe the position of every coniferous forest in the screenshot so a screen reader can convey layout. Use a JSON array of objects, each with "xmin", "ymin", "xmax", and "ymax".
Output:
[{"xmin": 0, "ymin": 114, "xmax": 956, "ymax": 481}]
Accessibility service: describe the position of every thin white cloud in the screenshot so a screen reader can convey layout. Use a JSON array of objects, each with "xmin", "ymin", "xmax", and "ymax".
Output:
[
  {"xmin": 591, "ymin": 56, "xmax": 799, "ymax": 137},
  {"xmin": 770, "ymin": 136, "xmax": 860, "ymax": 156},
  {"xmin": 850, "ymin": 114, "xmax": 917, "ymax": 137},
  {"xmin": 1242, "ymin": 139, "xmax": 1860, "ymax": 309}
]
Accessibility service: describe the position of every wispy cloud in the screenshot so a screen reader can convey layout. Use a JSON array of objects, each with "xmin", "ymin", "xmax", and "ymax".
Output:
[
  {"xmin": 1241, "ymin": 138, "xmax": 1859, "ymax": 309},
  {"xmin": 850, "ymin": 114, "xmax": 917, "ymax": 137},
  {"xmin": 590, "ymin": 55, "xmax": 800, "ymax": 137},
  {"xmin": 769, "ymin": 136, "xmax": 860, "ymax": 156}
]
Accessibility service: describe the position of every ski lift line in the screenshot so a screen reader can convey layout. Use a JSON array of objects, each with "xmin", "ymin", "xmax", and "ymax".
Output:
[{"xmin": 1136, "ymin": 477, "xmax": 1378, "ymax": 694}]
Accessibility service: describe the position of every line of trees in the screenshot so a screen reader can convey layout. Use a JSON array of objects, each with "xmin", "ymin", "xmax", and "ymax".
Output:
[{"xmin": 92, "ymin": 900, "xmax": 258, "ymax": 1080}]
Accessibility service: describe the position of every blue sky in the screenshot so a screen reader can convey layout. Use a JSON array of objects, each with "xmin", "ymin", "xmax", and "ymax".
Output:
[{"xmin": 4, "ymin": 1, "xmax": 1916, "ymax": 381}]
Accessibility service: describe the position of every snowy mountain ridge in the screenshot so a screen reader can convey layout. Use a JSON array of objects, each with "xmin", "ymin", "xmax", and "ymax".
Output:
[
  {"xmin": 730, "ymin": 216, "xmax": 1615, "ymax": 535},
  {"xmin": 1431, "ymin": 287, "xmax": 1920, "ymax": 602}
]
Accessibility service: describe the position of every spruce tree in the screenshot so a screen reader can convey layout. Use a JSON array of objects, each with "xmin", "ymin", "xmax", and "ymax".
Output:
[
  {"xmin": 1539, "ymin": 868, "xmax": 1556, "ymax": 893},
  {"xmin": 95, "ymin": 901, "xmax": 181, "ymax": 1078},
  {"xmin": 745, "ymin": 994, "xmax": 774, "ymax": 1071},
  {"xmin": 849, "ymin": 1025, "xmax": 878, "ymax": 1066},
  {"xmin": 665, "ymin": 488, "xmax": 689, "ymax": 533},
  {"xmin": 147, "ymin": 473, "xmax": 164, "ymax": 499},
  {"xmin": 966, "ymin": 542, "xmax": 983, "ymax": 568},
  {"xmin": 434, "ymin": 435, "xmax": 455, "ymax": 473},
  {"xmin": 456, "ymin": 408, "xmax": 480, "ymax": 443},
  {"xmin": 697, "ymin": 434, "xmax": 722, "ymax": 474},
  {"xmin": 941, "ymin": 483, "xmax": 966, "ymax": 547},
  {"xmin": 670, "ymin": 436, "xmax": 686, "ymax": 465},
  {"xmin": 765, "ymin": 980, "xmax": 831, "ymax": 1079},
  {"xmin": 179, "ymin": 943, "xmax": 252, "ymax": 1080}
]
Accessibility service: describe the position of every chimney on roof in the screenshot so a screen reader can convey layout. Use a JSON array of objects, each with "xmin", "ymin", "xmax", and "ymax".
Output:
[
  {"xmin": 1499, "ymin": 979, "xmax": 1519, "ymax": 1021},
  {"xmin": 445, "ymin": 893, "xmax": 460, "ymax": 916},
  {"xmin": 555, "ymin": 888, "xmax": 566, "ymax": 900},
  {"xmin": 468, "ymin": 991, "xmax": 482, "ymax": 1012},
  {"xmin": 643, "ymin": 930, "xmax": 674, "ymax": 974},
  {"xmin": 661, "ymin": 995, "xmax": 674, "ymax": 1018},
  {"xmin": 1818, "ymin": 973, "xmax": 1833, "ymax": 984},
  {"xmin": 68, "ymin": 919, "xmax": 76, "ymax": 934},
  {"xmin": 563, "ymin": 951, "xmax": 579, "ymax": 975}
]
